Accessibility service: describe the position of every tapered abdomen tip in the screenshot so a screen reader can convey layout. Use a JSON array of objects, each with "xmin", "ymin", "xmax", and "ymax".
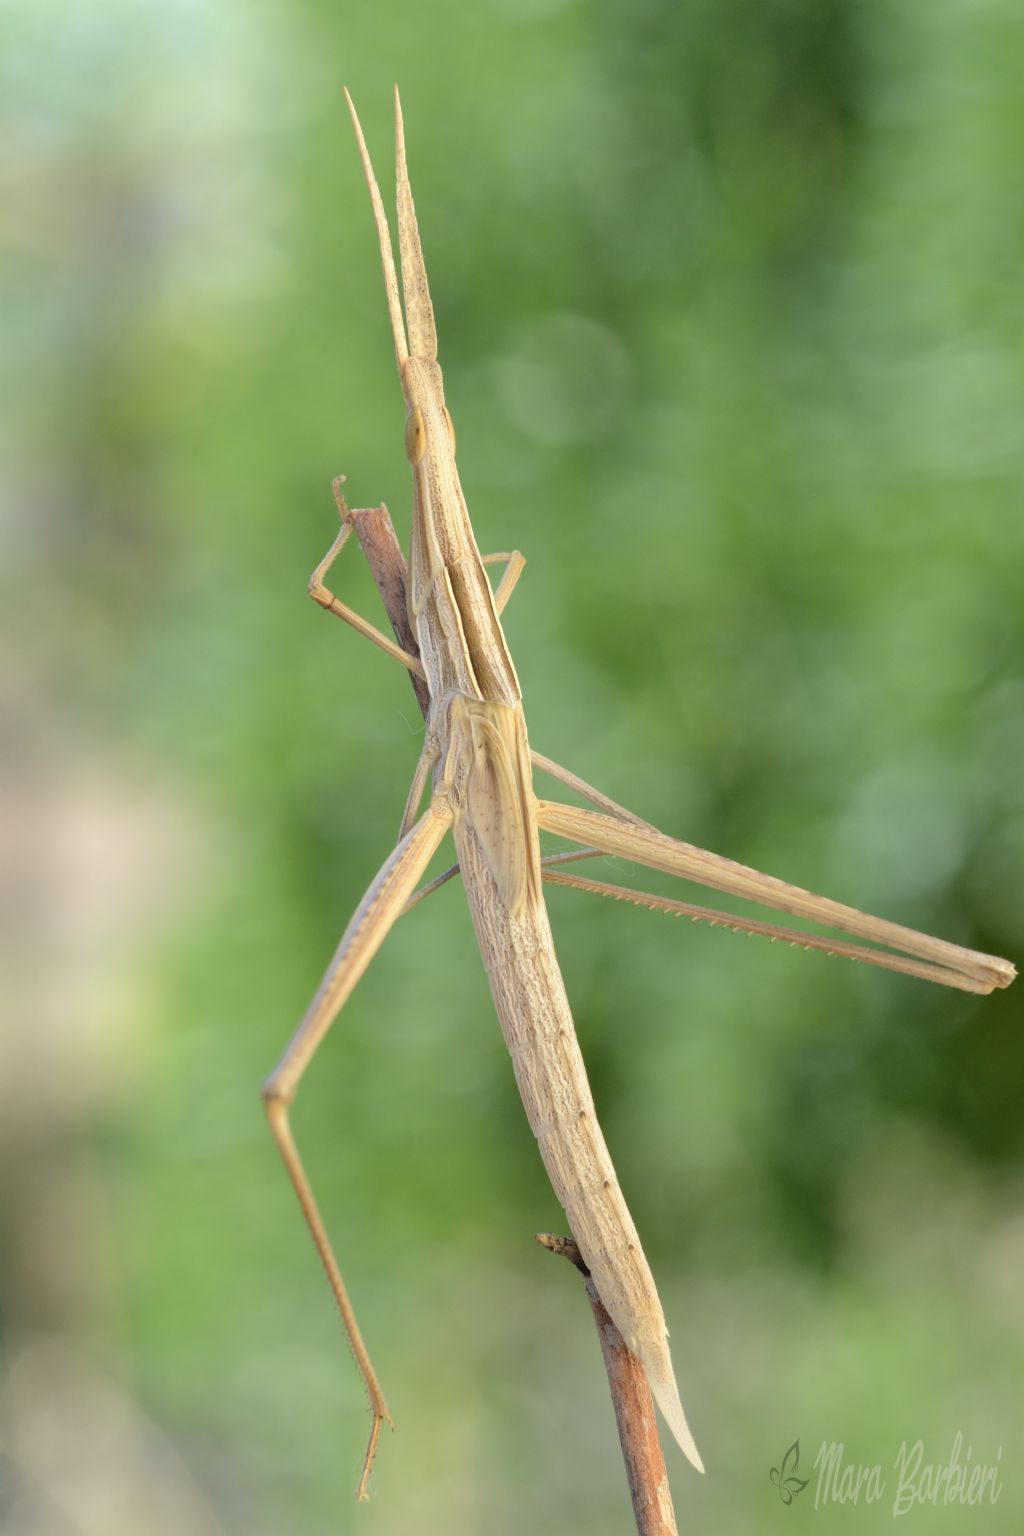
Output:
[{"xmin": 644, "ymin": 1349, "xmax": 705, "ymax": 1473}]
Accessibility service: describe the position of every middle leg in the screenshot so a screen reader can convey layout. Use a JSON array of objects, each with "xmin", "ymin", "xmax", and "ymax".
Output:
[{"xmin": 262, "ymin": 800, "xmax": 452, "ymax": 1497}]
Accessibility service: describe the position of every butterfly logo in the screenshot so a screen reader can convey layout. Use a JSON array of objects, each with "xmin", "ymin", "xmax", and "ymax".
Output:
[{"xmin": 770, "ymin": 1439, "xmax": 809, "ymax": 1505}]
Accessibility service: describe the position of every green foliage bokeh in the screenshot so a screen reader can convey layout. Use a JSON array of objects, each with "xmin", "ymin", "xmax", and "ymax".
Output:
[{"xmin": 3, "ymin": 1, "xmax": 1023, "ymax": 1532}]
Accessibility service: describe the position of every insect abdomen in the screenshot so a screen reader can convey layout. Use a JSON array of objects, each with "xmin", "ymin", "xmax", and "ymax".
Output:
[{"xmin": 453, "ymin": 813, "xmax": 704, "ymax": 1472}]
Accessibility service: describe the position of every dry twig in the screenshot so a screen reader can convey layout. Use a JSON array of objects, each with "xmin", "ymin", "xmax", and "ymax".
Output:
[{"xmin": 538, "ymin": 1234, "xmax": 679, "ymax": 1536}]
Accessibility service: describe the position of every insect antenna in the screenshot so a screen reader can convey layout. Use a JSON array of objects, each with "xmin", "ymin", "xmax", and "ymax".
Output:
[
  {"xmin": 343, "ymin": 87, "xmax": 409, "ymax": 370},
  {"xmin": 394, "ymin": 86, "xmax": 438, "ymax": 361}
]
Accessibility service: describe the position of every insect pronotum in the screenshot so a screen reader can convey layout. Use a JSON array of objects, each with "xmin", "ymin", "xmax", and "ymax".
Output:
[{"xmin": 262, "ymin": 87, "xmax": 1016, "ymax": 1500}]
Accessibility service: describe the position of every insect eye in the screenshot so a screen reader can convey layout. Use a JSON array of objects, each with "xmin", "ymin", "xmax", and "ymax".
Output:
[
  {"xmin": 443, "ymin": 405, "xmax": 456, "ymax": 455},
  {"xmin": 405, "ymin": 406, "xmax": 427, "ymax": 465}
]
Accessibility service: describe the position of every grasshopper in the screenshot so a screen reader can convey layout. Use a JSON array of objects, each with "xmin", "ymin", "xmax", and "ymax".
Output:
[{"xmin": 262, "ymin": 87, "xmax": 1016, "ymax": 1500}]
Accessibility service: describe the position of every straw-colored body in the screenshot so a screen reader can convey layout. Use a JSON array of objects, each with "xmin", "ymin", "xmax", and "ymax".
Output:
[
  {"xmin": 454, "ymin": 789, "xmax": 698, "ymax": 1461},
  {"xmin": 262, "ymin": 88, "xmax": 1015, "ymax": 1500}
]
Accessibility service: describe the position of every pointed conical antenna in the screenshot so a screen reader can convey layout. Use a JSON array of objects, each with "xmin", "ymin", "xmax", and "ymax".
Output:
[
  {"xmin": 343, "ymin": 88, "xmax": 409, "ymax": 370},
  {"xmin": 394, "ymin": 86, "xmax": 438, "ymax": 361}
]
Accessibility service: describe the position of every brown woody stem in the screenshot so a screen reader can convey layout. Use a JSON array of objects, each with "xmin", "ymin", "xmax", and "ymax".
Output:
[
  {"xmin": 332, "ymin": 483, "xmax": 431, "ymax": 719},
  {"xmin": 536, "ymin": 1234, "xmax": 679, "ymax": 1536}
]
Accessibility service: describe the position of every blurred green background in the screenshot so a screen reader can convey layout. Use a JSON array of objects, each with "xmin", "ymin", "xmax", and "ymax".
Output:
[{"xmin": 3, "ymin": 1, "xmax": 1023, "ymax": 1532}]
